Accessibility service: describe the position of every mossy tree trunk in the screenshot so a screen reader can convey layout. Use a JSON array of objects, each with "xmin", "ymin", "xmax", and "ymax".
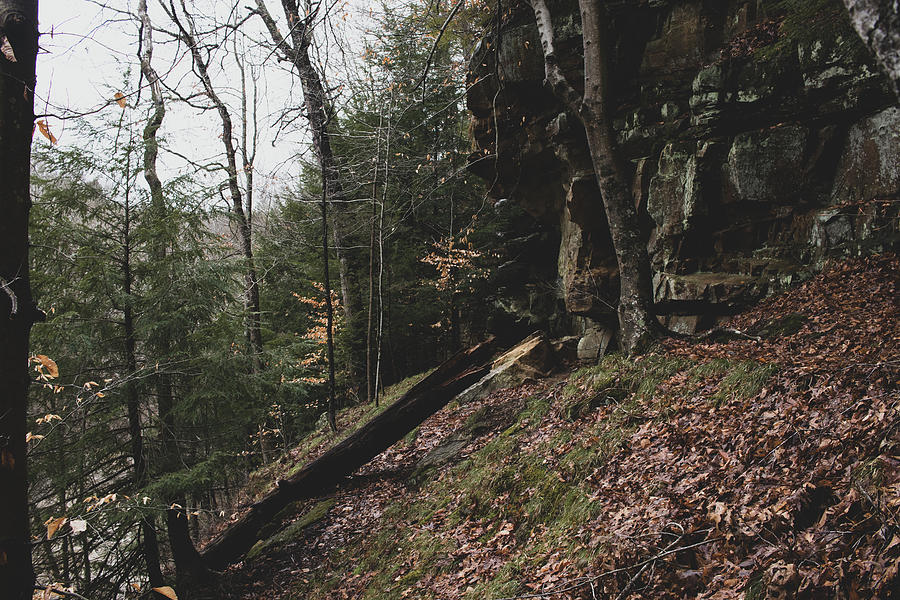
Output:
[{"xmin": 527, "ymin": 0, "xmax": 663, "ymax": 353}]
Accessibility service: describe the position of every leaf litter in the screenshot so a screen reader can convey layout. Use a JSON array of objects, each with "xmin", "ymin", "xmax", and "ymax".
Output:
[{"xmin": 221, "ymin": 254, "xmax": 899, "ymax": 599}]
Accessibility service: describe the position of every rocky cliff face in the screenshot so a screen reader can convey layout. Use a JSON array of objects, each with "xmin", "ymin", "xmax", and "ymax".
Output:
[{"xmin": 468, "ymin": 0, "xmax": 900, "ymax": 352}]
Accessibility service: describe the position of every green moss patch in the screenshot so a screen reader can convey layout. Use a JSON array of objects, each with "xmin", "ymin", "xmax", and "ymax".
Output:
[{"xmin": 246, "ymin": 498, "xmax": 335, "ymax": 560}]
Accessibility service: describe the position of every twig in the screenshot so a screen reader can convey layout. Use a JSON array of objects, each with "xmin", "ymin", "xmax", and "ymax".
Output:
[
  {"xmin": 615, "ymin": 529, "xmax": 685, "ymax": 600},
  {"xmin": 413, "ymin": 0, "xmax": 465, "ymax": 98},
  {"xmin": 691, "ymin": 327, "xmax": 763, "ymax": 343},
  {"xmin": 1, "ymin": 275, "xmax": 18, "ymax": 316},
  {"xmin": 33, "ymin": 586, "xmax": 92, "ymax": 600},
  {"xmin": 496, "ymin": 537, "xmax": 721, "ymax": 599},
  {"xmin": 615, "ymin": 560, "xmax": 651, "ymax": 600}
]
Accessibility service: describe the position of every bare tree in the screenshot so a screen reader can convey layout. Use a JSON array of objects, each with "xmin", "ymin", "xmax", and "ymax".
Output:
[
  {"xmin": 842, "ymin": 0, "xmax": 900, "ymax": 99},
  {"xmin": 255, "ymin": 0, "xmax": 364, "ymax": 399},
  {"xmin": 527, "ymin": 0, "xmax": 663, "ymax": 353},
  {"xmin": 0, "ymin": 1, "xmax": 39, "ymax": 597},
  {"xmin": 161, "ymin": 0, "xmax": 265, "ymax": 370},
  {"xmin": 133, "ymin": 1, "xmax": 168, "ymax": 589}
]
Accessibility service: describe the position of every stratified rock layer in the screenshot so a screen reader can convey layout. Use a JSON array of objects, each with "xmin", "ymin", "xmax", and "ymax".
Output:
[{"xmin": 468, "ymin": 0, "xmax": 900, "ymax": 338}]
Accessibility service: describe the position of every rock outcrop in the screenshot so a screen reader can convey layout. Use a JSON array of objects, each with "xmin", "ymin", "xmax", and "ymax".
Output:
[{"xmin": 469, "ymin": 0, "xmax": 900, "ymax": 341}]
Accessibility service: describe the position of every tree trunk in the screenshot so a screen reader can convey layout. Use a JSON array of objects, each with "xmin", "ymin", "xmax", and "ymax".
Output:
[
  {"xmin": 367, "ymin": 110, "xmax": 381, "ymax": 404},
  {"xmin": 256, "ymin": 0, "xmax": 364, "ymax": 386},
  {"xmin": 842, "ymin": 0, "xmax": 900, "ymax": 99},
  {"xmin": 166, "ymin": 0, "xmax": 264, "ymax": 369},
  {"xmin": 527, "ymin": 0, "xmax": 662, "ymax": 353},
  {"xmin": 200, "ymin": 337, "xmax": 496, "ymax": 570},
  {"xmin": 321, "ymin": 182, "xmax": 338, "ymax": 433},
  {"xmin": 577, "ymin": 0, "xmax": 662, "ymax": 353},
  {"xmin": 122, "ymin": 192, "xmax": 165, "ymax": 589},
  {"xmin": 0, "ymin": 2, "xmax": 39, "ymax": 597},
  {"xmin": 135, "ymin": 0, "xmax": 166, "ymax": 587}
]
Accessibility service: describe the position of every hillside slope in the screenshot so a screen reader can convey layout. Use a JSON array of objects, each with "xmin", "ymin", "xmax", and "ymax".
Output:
[{"xmin": 223, "ymin": 254, "xmax": 899, "ymax": 599}]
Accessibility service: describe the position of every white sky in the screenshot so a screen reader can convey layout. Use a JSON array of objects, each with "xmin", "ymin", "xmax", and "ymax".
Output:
[{"xmin": 35, "ymin": 0, "xmax": 379, "ymax": 208}]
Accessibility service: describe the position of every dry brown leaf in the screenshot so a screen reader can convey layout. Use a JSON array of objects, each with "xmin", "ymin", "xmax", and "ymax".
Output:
[
  {"xmin": 114, "ymin": 92, "xmax": 127, "ymax": 108},
  {"xmin": 36, "ymin": 355, "xmax": 59, "ymax": 378},
  {"xmin": 152, "ymin": 586, "xmax": 178, "ymax": 600},
  {"xmin": 36, "ymin": 121, "xmax": 57, "ymax": 145},
  {"xmin": 45, "ymin": 516, "xmax": 67, "ymax": 539},
  {"xmin": 1, "ymin": 36, "xmax": 16, "ymax": 62}
]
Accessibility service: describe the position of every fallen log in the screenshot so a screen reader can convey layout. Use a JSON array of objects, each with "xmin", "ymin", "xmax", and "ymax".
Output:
[{"xmin": 201, "ymin": 337, "xmax": 496, "ymax": 570}]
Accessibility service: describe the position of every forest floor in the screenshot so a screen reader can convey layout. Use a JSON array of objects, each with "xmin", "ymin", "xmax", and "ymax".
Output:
[{"xmin": 218, "ymin": 253, "xmax": 900, "ymax": 599}]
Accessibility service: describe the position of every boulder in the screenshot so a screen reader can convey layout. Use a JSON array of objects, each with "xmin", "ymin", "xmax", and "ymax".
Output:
[{"xmin": 577, "ymin": 328, "xmax": 613, "ymax": 361}]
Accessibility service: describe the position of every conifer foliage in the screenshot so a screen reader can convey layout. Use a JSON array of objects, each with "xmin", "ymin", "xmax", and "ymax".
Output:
[{"xmin": 21, "ymin": 0, "xmax": 522, "ymax": 595}]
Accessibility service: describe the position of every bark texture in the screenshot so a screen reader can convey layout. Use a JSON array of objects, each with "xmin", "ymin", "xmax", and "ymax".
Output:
[
  {"xmin": 843, "ymin": 0, "xmax": 900, "ymax": 99},
  {"xmin": 135, "ymin": 0, "xmax": 166, "ymax": 586},
  {"xmin": 527, "ymin": 0, "xmax": 662, "ymax": 353},
  {"xmin": 200, "ymin": 337, "xmax": 496, "ymax": 570},
  {"xmin": 0, "ymin": 1, "xmax": 39, "ymax": 597}
]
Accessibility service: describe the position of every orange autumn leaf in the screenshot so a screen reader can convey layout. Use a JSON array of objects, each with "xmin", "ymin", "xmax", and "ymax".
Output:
[
  {"xmin": 45, "ymin": 516, "xmax": 67, "ymax": 539},
  {"xmin": 36, "ymin": 120, "xmax": 57, "ymax": 144},
  {"xmin": 35, "ymin": 355, "xmax": 59, "ymax": 378}
]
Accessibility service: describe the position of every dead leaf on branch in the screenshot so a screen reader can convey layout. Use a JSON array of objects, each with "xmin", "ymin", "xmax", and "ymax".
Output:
[
  {"xmin": 36, "ymin": 121, "xmax": 57, "ymax": 145},
  {"xmin": 35, "ymin": 354, "xmax": 59, "ymax": 378},
  {"xmin": 45, "ymin": 516, "xmax": 67, "ymax": 539},
  {"xmin": 152, "ymin": 586, "xmax": 179, "ymax": 600},
  {"xmin": 1, "ymin": 36, "xmax": 16, "ymax": 62}
]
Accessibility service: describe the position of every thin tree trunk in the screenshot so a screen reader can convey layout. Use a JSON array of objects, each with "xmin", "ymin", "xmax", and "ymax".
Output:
[
  {"xmin": 0, "ymin": 2, "xmax": 39, "ymax": 597},
  {"xmin": 123, "ymin": 187, "xmax": 165, "ymax": 589},
  {"xmin": 322, "ymin": 184, "xmax": 338, "ymax": 433},
  {"xmin": 367, "ymin": 107, "xmax": 383, "ymax": 404},
  {"xmin": 142, "ymin": 5, "xmax": 213, "ymax": 589},
  {"xmin": 375, "ymin": 91, "xmax": 394, "ymax": 404},
  {"xmin": 842, "ymin": 0, "xmax": 900, "ymax": 99},
  {"xmin": 527, "ymin": 0, "xmax": 662, "ymax": 353},
  {"xmin": 255, "ymin": 0, "xmax": 363, "ymax": 386},
  {"xmin": 135, "ymin": 1, "xmax": 166, "ymax": 587},
  {"xmin": 165, "ymin": 0, "xmax": 264, "ymax": 369}
]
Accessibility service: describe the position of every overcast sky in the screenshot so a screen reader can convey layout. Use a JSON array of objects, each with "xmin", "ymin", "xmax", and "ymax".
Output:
[{"xmin": 35, "ymin": 0, "xmax": 378, "ymax": 208}]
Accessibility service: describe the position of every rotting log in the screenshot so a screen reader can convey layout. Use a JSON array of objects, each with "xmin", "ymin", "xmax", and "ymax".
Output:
[{"xmin": 201, "ymin": 337, "xmax": 496, "ymax": 570}]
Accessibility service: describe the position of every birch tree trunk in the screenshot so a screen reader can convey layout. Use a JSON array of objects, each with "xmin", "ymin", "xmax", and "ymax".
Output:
[
  {"xmin": 527, "ymin": 0, "xmax": 663, "ymax": 353},
  {"xmin": 0, "ymin": 1, "xmax": 39, "ymax": 596},
  {"xmin": 842, "ymin": 0, "xmax": 900, "ymax": 99},
  {"xmin": 135, "ymin": 1, "xmax": 167, "ymax": 587}
]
